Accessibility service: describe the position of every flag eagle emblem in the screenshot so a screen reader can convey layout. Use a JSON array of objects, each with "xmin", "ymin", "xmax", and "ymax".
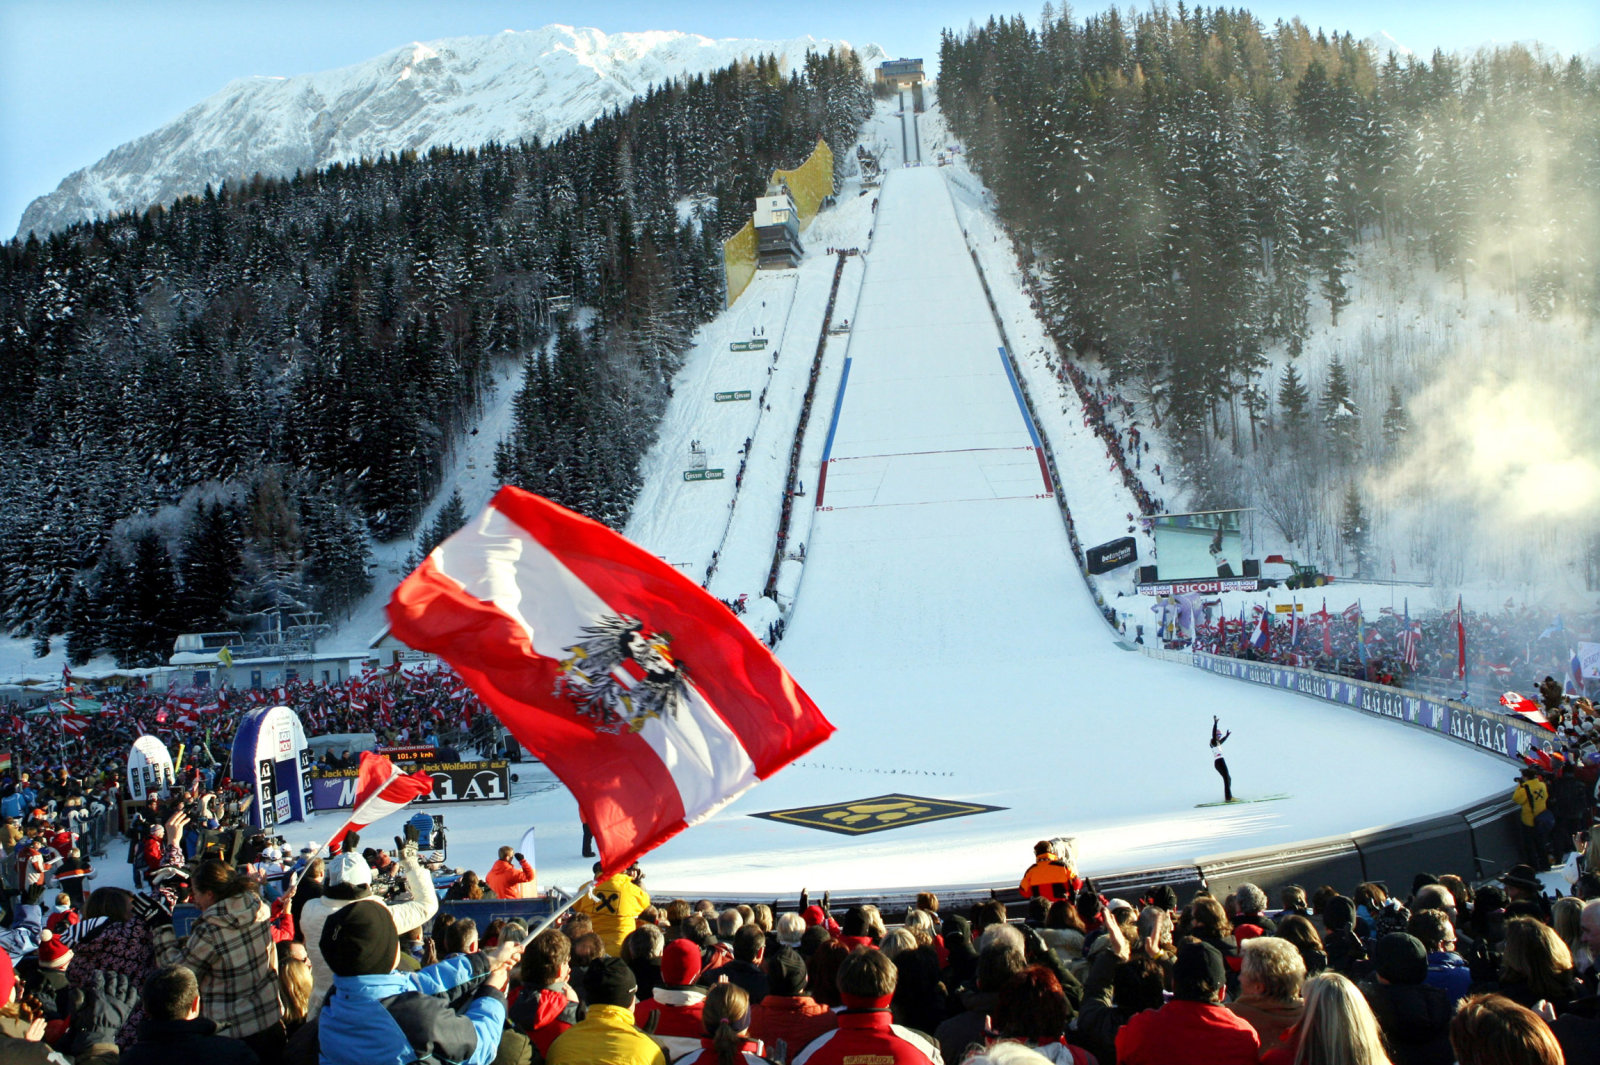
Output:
[{"xmin": 557, "ymin": 613, "xmax": 691, "ymax": 733}]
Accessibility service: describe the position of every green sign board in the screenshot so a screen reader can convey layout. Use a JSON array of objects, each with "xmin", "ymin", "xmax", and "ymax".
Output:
[
  {"xmin": 683, "ymin": 469, "xmax": 726, "ymax": 482},
  {"xmin": 714, "ymin": 390, "xmax": 752, "ymax": 402},
  {"xmin": 729, "ymin": 339, "xmax": 769, "ymax": 351}
]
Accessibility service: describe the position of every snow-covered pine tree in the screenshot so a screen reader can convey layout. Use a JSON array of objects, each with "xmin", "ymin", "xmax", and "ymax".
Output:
[{"xmin": 1320, "ymin": 357, "xmax": 1361, "ymax": 467}]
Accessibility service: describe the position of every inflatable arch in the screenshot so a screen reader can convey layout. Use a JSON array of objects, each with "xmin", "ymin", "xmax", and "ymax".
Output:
[{"xmin": 231, "ymin": 705, "xmax": 314, "ymax": 830}]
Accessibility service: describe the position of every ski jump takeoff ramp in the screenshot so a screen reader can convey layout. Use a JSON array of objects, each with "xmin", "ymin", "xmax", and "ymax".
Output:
[{"xmin": 628, "ymin": 165, "xmax": 1510, "ymax": 897}]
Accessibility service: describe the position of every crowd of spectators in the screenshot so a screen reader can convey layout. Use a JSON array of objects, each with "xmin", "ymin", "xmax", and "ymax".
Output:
[{"xmin": 1, "ymin": 820, "xmax": 1596, "ymax": 1065}]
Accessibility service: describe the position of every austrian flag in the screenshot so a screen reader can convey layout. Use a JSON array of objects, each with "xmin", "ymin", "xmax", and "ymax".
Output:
[
  {"xmin": 387, "ymin": 487, "xmax": 835, "ymax": 875},
  {"xmin": 325, "ymin": 751, "xmax": 436, "ymax": 855},
  {"xmin": 1500, "ymin": 691, "xmax": 1557, "ymax": 733}
]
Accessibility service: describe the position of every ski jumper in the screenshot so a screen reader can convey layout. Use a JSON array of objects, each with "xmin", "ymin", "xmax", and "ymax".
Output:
[{"xmin": 1211, "ymin": 721, "xmax": 1233, "ymax": 803}]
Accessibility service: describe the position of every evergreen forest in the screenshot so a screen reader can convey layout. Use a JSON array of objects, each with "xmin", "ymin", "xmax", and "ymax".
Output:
[
  {"xmin": 939, "ymin": 7, "xmax": 1598, "ymax": 578},
  {"xmin": 0, "ymin": 49, "xmax": 872, "ymax": 666}
]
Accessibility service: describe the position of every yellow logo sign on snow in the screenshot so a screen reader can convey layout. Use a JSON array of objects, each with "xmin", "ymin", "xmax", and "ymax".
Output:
[{"xmin": 752, "ymin": 793, "xmax": 1005, "ymax": 836}]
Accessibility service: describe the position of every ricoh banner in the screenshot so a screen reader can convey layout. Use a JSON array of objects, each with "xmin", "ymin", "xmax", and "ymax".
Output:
[
  {"xmin": 311, "ymin": 760, "xmax": 511, "ymax": 811},
  {"xmin": 1190, "ymin": 654, "xmax": 1540, "ymax": 762}
]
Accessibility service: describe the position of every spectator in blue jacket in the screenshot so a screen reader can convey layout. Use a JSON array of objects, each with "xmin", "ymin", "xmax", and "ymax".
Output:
[
  {"xmin": 317, "ymin": 897, "xmax": 523, "ymax": 1065},
  {"xmin": 1409, "ymin": 909, "xmax": 1471, "ymax": 1011}
]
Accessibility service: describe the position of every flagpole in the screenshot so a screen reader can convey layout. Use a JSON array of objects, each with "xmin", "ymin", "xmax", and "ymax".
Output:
[{"xmin": 529, "ymin": 879, "xmax": 597, "ymax": 939}]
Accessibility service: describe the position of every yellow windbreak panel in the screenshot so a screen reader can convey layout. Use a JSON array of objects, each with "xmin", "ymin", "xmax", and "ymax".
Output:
[
  {"xmin": 723, "ymin": 138, "xmax": 835, "ymax": 306},
  {"xmin": 722, "ymin": 219, "xmax": 758, "ymax": 307}
]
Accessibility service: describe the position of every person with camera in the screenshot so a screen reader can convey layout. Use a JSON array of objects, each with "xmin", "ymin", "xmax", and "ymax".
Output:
[{"xmin": 486, "ymin": 847, "xmax": 536, "ymax": 900}]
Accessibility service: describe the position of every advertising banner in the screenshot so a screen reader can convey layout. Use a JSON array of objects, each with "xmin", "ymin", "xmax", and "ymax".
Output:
[
  {"xmin": 1138, "ymin": 578, "xmax": 1260, "ymax": 596},
  {"xmin": 1086, "ymin": 536, "xmax": 1137, "ymax": 574},
  {"xmin": 311, "ymin": 760, "xmax": 511, "ymax": 811},
  {"xmin": 1190, "ymin": 653, "xmax": 1536, "ymax": 761}
]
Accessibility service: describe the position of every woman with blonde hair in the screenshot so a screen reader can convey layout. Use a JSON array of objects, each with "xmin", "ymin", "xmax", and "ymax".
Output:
[
  {"xmin": 674, "ymin": 983, "xmax": 774, "ymax": 1065},
  {"xmin": 1497, "ymin": 916, "xmax": 1578, "ymax": 1015},
  {"xmin": 1550, "ymin": 896, "xmax": 1582, "ymax": 955},
  {"xmin": 1449, "ymin": 993, "xmax": 1563, "ymax": 1065},
  {"xmin": 1261, "ymin": 972, "xmax": 1393, "ymax": 1065},
  {"xmin": 879, "ymin": 928, "xmax": 919, "ymax": 959},
  {"xmin": 276, "ymin": 939, "xmax": 313, "ymax": 1035}
]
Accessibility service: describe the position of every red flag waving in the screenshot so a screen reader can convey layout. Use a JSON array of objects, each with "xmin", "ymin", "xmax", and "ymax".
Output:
[
  {"xmin": 1500, "ymin": 691, "xmax": 1557, "ymax": 732},
  {"xmin": 325, "ymin": 751, "xmax": 436, "ymax": 855},
  {"xmin": 387, "ymin": 487, "xmax": 834, "ymax": 876}
]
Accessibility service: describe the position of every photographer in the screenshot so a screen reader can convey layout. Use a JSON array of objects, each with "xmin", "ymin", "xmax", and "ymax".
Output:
[{"xmin": 486, "ymin": 847, "xmax": 536, "ymax": 900}]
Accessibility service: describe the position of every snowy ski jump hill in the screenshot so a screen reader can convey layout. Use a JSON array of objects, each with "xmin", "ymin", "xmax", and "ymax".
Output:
[{"xmin": 310, "ymin": 90, "xmax": 1511, "ymax": 899}]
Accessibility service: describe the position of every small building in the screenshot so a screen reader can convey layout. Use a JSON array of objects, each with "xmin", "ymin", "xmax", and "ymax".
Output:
[
  {"xmin": 753, "ymin": 182, "xmax": 803, "ymax": 270},
  {"xmin": 876, "ymin": 58, "xmax": 925, "ymax": 90}
]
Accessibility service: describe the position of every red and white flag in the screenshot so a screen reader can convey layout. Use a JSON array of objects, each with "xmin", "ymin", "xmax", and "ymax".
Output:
[
  {"xmin": 1500, "ymin": 691, "xmax": 1557, "ymax": 732},
  {"xmin": 325, "ymin": 751, "xmax": 436, "ymax": 855},
  {"xmin": 387, "ymin": 487, "xmax": 834, "ymax": 875}
]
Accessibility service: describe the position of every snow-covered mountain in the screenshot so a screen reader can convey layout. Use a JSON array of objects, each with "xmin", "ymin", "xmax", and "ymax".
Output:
[{"xmin": 16, "ymin": 25, "xmax": 884, "ymax": 238}]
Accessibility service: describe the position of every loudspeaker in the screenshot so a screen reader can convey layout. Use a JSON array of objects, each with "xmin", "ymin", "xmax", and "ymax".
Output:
[
  {"xmin": 1242, "ymin": 558, "xmax": 1260, "ymax": 578},
  {"xmin": 1216, "ymin": 561, "xmax": 1235, "ymax": 578},
  {"xmin": 1137, "ymin": 565, "xmax": 1158, "ymax": 584}
]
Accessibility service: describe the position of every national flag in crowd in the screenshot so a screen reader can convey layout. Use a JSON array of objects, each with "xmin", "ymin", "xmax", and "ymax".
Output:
[
  {"xmin": 1570, "ymin": 650, "xmax": 1585, "ymax": 696},
  {"xmin": 1318, "ymin": 598, "xmax": 1333, "ymax": 657},
  {"xmin": 60, "ymin": 713, "xmax": 90, "ymax": 738},
  {"xmin": 1249, "ymin": 609, "xmax": 1271, "ymax": 653},
  {"xmin": 387, "ymin": 486, "xmax": 835, "ymax": 875},
  {"xmin": 1288, "ymin": 599, "xmax": 1300, "ymax": 648},
  {"xmin": 324, "ymin": 751, "xmax": 437, "ymax": 856},
  {"xmin": 1402, "ymin": 599, "xmax": 1420, "ymax": 670},
  {"xmin": 1456, "ymin": 595, "xmax": 1468, "ymax": 682},
  {"xmin": 1356, "ymin": 603, "xmax": 1369, "ymax": 665},
  {"xmin": 1540, "ymin": 615, "xmax": 1565, "ymax": 641},
  {"xmin": 1500, "ymin": 691, "xmax": 1557, "ymax": 732}
]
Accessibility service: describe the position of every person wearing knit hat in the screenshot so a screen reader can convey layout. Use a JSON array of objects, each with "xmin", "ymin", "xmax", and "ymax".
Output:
[
  {"xmin": 35, "ymin": 928, "xmax": 71, "ymax": 971},
  {"xmin": 789, "ymin": 948, "xmax": 939, "ymax": 1065},
  {"xmin": 297, "ymin": 832, "xmax": 439, "ymax": 1021},
  {"xmin": 1358, "ymin": 933, "xmax": 1453, "ymax": 1065},
  {"xmin": 751, "ymin": 945, "xmax": 835, "ymax": 1055},
  {"xmin": 317, "ymin": 898, "xmax": 524, "ymax": 1065},
  {"xmin": 1113, "ymin": 940, "xmax": 1260, "ymax": 1065},
  {"xmin": 634, "ymin": 937, "xmax": 708, "ymax": 1058},
  {"xmin": 547, "ymin": 957, "xmax": 665, "ymax": 1065}
]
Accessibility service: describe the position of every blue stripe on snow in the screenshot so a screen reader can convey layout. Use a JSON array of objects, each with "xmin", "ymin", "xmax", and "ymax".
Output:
[
  {"xmin": 997, "ymin": 347, "xmax": 1044, "ymax": 450},
  {"xmin": 819, "ymin": 357, "xmax": 853, "ymax": 464}
]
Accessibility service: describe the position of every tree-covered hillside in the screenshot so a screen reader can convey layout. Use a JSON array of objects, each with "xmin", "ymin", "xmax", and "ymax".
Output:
[
  {"xmin": 939, "ymin": 7, "xmax": 1598, "ymax": 584},
  {"xmin": 0, "ymin": 48, "xmax": 871, "ymax": 666}
]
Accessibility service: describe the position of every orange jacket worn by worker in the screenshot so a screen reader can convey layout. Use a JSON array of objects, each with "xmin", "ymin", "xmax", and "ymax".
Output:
[
  {"xmin": 1019, "ymin": 853, "xmax": 1081, "ymax": 901},
  {"xmin": 487, "ymin": 856, "xmax": 537, "ymax": 899},
  {"xmin": 574, "ymin": 871, "xmax": 651, "ymax": 956}
]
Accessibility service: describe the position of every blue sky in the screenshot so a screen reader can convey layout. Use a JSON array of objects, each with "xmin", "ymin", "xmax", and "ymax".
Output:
[{"xmin": 2, "ymin": 0, "xmax": 1595, "ymax": 236}]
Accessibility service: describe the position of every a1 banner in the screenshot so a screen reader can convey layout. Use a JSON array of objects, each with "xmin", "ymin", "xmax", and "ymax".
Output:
[{"xmin": 310, "ymin": 760, "xmax": 511, "ymax": 811}]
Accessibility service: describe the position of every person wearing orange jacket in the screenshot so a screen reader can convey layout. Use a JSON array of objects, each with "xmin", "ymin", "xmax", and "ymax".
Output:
[
  {"xmin": 1019, "ymin": 840, "xmax": 1081, "ymax": 901},
  {"xmin": 486, "ymin": 846, "xmax": 537, "ymax": 899}
]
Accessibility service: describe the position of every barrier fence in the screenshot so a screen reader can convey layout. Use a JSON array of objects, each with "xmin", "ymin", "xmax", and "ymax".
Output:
[{"xmin": 1187, "ymin": 651, "xmax": 1545, "ymax": 764}]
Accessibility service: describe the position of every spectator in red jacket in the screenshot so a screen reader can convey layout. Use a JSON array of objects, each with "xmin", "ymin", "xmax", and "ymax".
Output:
[
  {"xmin": 486, "ymin": 847, "xmax": 536, "ymax": 900},
  {"xmin": 636, "ymin": 937, "xmax": 708, "ymax": 1058},
  {"xmin": 751, "ymin": 945, "xmax": 835, "ymax": 1055},
  {"xmin": 1115, "ymin": 941, "xmax": 1260, "ymax": 1065},
  {"xmin": 508, "ymin": 929, "xmax": 579, "ymax": 1056},
  {"xmin": 792, "ymin": 947, "xmax": 941, "ymax": 1065}
]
